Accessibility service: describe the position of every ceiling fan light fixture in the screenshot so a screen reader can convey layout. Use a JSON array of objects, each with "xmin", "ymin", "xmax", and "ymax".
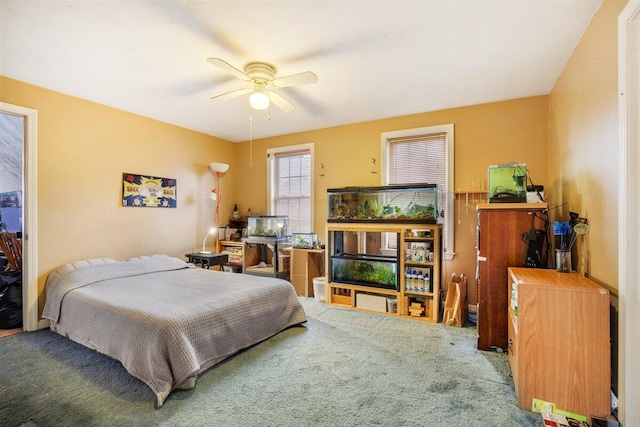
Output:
[{"xmin": 249, "ymin": 86, "xmax": 270, "ymax": 110}]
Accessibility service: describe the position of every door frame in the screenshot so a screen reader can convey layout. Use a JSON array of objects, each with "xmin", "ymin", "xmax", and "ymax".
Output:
[
  {"xmin": 0, "ymin": 102, "xmax": 38, "ymax": 332},
  {"xmin": 618, "ymin": 1, "xmax": 640, "ymax": 425}
]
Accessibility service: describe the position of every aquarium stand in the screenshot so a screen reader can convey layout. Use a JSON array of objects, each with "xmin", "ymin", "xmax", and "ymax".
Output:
[
  {"xmin": 325, "ymin": 222, "xmax": 442, "ymax": 323},
  {"xmin": 242, "ymin": 236, "xmax": 291, "ymax": 280}
]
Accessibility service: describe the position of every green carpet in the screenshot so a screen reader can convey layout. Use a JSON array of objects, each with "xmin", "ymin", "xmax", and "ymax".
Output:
[{"xmin": 0, "ymin": 298, "xmax": 538, "ymax": 426}]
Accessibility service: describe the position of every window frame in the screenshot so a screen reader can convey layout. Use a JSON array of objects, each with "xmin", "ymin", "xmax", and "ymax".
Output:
[
  {"xmin": 381, "ymin": 124, "xmax": 455, "ymax": 260},
  {"xmin": 266, "ymin": 143, "xmax": 315, "ymax": 234}
]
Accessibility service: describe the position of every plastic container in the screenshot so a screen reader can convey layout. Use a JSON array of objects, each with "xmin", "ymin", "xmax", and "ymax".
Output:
[
  {"xmin": 386, "ymin": 297, "xmax": 398, "ymax": 313},
  {"xmin": 556, "ymin": 249, "xmax": 571, "ymax": 273},
  {"xmin": 312, "ymin": 277, "xmax": 326, "ymax": 302}
]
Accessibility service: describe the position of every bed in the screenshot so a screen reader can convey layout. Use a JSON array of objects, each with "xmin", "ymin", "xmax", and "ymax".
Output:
[{"xmin": 42, "ymin": 254, "xmax": 307, "ymax": 407}]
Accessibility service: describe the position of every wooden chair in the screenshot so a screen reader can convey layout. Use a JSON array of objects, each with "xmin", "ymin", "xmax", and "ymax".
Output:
[{"xmin": 0, "ymin": 231, "xmax": 22, "ymax": 272}]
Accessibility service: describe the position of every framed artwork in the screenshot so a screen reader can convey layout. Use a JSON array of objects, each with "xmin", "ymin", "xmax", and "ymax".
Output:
[{"xmin": 122, "ymin": 173, "xmax": 177, "ymax": 208}]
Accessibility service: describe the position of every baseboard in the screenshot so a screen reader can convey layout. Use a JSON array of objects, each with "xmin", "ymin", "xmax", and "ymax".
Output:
[{"xmin": 38, "ymin": 318, "xmax": 50, "ymax": 330}]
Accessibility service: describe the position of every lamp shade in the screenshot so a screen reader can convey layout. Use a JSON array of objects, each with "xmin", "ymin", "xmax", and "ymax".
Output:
[
  {"xmin": 209, "ymin": 162, "xmax": 229, "ymax": 175},
  {"xmin": 249, "ymin": 88, "xmax": 270, "ymax": 110},
  {"xmin": 202, "ymin": 190, "xmax": 217, "ymax": 208}
]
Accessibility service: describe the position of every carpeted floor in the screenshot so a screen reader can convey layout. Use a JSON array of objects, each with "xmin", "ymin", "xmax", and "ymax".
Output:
[{"xmin": 0, "ymin": 298, "xmax": 539, "ymax": 427}]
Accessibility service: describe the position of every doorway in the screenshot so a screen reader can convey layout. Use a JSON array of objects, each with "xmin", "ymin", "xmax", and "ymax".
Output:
[
  {"xmin": 0, "ymin": 102, "xmax": 38, "ymax": 332},
  {"xmin": 0, "ymin": 112, "xmax": 23, "ymax": 335}
]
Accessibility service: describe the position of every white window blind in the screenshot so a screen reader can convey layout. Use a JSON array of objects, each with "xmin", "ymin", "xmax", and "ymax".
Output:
[
  {"xmin": 388, "ymin": 133, "xmax": 447, "ymax": 188},
  {"xmin": 272, "ymin": 149, "xmax": 312, "ymax": 234},
  {"xmin": 384, "ymin": 129, "xmax": 453, "ymax": 258}
]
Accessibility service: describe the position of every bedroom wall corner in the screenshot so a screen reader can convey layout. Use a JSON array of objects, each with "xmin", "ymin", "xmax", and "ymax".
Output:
[{"xmin": 548, "ymin": 0, "xmax": 627, "ymax": 290}]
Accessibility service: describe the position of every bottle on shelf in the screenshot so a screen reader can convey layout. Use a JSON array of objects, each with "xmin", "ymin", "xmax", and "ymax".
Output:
[
  {"xmin": 417, "ymin": 269, "xmax": 424, "ymax": 292},
  {"xmin": 424, "ymin": 269, "xmax": 431, "ymax": 293},
  {"xmin": 232, "ymin": 204, "xmax": 239, "ymax": 219}
]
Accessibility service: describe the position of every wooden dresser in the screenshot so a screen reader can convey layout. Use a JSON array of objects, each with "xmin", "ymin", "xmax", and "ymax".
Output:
[
  {"xmin": 507, "ymin": 267, "xmax": 610, "ymax": 422},
  {"xmin": 476, "ymin": 203, "xmax": 548, "ymax": 350}
]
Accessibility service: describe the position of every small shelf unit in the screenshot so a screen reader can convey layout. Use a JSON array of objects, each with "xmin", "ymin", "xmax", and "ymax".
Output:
[
  {"xmin": 217, "ymin": 240, "xmax": 259, "ymax": 273},
  {"xmin": 325, "ymin": 222, "xmax": 441, "ymax": 322}
]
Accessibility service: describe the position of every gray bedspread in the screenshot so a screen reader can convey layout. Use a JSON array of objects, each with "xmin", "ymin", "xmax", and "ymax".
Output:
[{"xmin": 43, "ymin": 255, "xmax": 307, "ymax": 407}]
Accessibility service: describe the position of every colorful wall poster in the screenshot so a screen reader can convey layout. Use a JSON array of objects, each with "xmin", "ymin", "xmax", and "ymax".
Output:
[{"xmin": 122, "ymin": 173, "xmax": 177, "ymax": 208}]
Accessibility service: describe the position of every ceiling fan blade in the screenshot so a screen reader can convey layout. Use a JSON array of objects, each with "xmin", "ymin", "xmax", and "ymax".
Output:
[
  {"xmin": 271, "ymin": 71, "xmax": 318, "ymax": 88},
  {"xmin": 210, "ymin": 87, "xmax": 252, "ymax": 100},
  {"xmin": 268, "ymin": 91, "xmax": 296, "ymax": 112},
  {"xmin": 207, "ymin": 58, "xmax": 251, "ymax": 81}
]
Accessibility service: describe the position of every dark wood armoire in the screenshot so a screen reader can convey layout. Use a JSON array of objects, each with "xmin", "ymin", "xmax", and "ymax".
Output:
[{"xmin": 476, "ymin": 203, "xmax": 548, "ymax": 351}]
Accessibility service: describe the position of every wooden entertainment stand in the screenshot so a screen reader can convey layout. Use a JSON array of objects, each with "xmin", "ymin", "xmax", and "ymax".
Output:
[{"xmin": 325, "ymin": 222, "xmax": 442, "ymax": 322}]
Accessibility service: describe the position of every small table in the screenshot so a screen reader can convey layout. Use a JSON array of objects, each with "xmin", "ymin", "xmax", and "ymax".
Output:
[
  {"xmin": 185, "ymin": 252, "xmax": 229, "ymax": 269},
  {"xmin": 287, "ymin": 248, "xmax": 325, "ymax": 297}
]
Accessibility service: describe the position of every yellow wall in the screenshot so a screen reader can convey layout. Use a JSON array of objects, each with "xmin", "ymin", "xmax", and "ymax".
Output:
[
  {"xmin": 0, "ymin": 76, "xmax": 236, "ymax": 316},
  {"xmin": 7, "ymin": 0, "xmax": 620, "ymax": 311},
  {"xmin": 235, "ymin": 96, "xmax": 550, "ymax": 303},
  {"xmin": 549, "ymin": 0, "xmax": 627, "ymax": 291}
]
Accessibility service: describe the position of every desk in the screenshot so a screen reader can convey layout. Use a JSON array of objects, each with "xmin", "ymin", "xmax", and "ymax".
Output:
[
  {"xmin": 288, "ymin": 248, "xmax": 325, "ymax": 297},
  {"xmin": 185, "ymin": 252, "xmax": 228, "ymax": 269}
]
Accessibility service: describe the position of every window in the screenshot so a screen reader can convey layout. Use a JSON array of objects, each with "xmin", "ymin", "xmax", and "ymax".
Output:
[
  {"xmin": 267, "ymin": 143, "xmax": 314, "ymax": 234},
  {"xmin": 381, "ymin": 124, "xmax": 455, "ymax": 260}
]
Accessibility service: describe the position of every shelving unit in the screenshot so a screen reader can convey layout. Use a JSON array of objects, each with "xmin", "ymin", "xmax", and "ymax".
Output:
[
  {"xmin": 217, "ymin": 240, "xmax": 259, "ymax": 273},
  {"xmin": 226, "ymin": 217, "xmax": 248, "ymax": 241},
  {"xmin": 325, "ymin": 222, "xmax": 441, "ymax": 322},
  {"xmin": 507, "ymin": 267, "xmax": 610, "ymax": 423}
]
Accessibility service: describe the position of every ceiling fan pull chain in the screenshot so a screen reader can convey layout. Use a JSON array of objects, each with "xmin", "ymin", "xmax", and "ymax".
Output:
[{"xmin": 249, "ymin": 113, "xmax": 253, "ymax": 168}]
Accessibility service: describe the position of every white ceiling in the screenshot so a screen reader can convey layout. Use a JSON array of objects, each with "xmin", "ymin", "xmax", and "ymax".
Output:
[{"xmin": 1, "ymin": 0, "xmax": 601, "ymax": 143}]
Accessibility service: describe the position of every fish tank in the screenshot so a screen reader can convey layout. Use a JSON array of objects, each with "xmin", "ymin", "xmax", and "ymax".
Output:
[
  {"xmin": 292, "ymin": 232, "xmax": 318, "ymax": 249},
  {"xmin": 247, "ymin": 215, "xmax": 288, "ymax": 238},
  {"xmin": 328, "ymin": 184, "xmax": 441, "ymax": 223},
  {"xmin": 330, "ymin": 253, "xmax": 398, "ymax": 290},
  {"xmin": 488, "ymin": 163, "xmax": 527, "ymax": 203}
]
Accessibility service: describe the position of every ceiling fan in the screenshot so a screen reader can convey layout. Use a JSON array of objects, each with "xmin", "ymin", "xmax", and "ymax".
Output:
[{"xmin": 207, "ymin": 58, "xmax": 318, "ymax": 112}]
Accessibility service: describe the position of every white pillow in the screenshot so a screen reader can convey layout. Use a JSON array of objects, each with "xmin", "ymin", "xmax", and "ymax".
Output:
[{"xmin": 52, "ymin": 257, "xmax": 118, "ymax": 276}]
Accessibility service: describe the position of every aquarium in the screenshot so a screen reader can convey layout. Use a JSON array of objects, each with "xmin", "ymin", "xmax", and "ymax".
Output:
[
  {"xmin": 330, "ymin": 253, "xmax": 398, "ymax": 290},
  {"xmin": 292, "ymin": 232, "xmax": 318, "ymax": 249},
  {"xmin": 328, "ymin": 184, "xmax": 441, "ymax": 223},
  {"xmin": 488, "ymin": 163, "xmax": 527, "ymax": 203},
  {"xmin": 246, "ymin": 215, "xmax": 288, "ymax": 238}
]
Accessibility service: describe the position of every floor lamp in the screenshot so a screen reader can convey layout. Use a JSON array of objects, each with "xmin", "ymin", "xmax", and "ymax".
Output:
[{"xmin": 201, "ymin": 162, "xmax": 229, "ymax": 253}]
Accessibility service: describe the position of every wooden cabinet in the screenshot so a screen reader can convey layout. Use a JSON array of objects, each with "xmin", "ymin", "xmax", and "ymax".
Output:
[
  {"xmin": 507, "ymin": 267, "xmax": 610, "ymax": 423},
  {"xmin": 476, "ymin": 203, "xmax": 548, "ymax": 350},
  {"xmin": 288, "ymin": 248, "xmax": 325, "ymax": 297},
  {"xmin": 217, "ymin": 240, "xmax": 259, "ymax": 273},
  {"xmin": 325, "ymin": 222, "xmax": 441, "ymax": 322}
]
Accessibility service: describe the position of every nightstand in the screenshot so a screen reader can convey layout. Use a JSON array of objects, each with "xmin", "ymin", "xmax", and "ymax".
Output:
[{"xmin": 185, "ymin": 252, "xmax": 229, "ymax": 269}]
